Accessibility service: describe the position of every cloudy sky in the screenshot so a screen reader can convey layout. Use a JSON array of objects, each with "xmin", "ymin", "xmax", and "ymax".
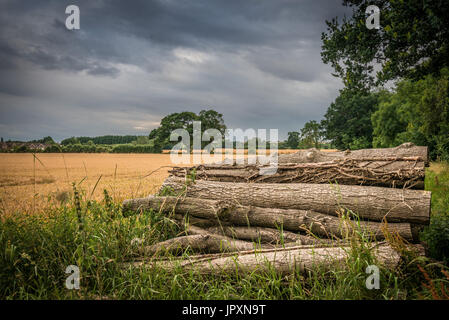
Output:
[{"xmin": 0, "ymin": 0, "xmax": 350, "ymax": 142}]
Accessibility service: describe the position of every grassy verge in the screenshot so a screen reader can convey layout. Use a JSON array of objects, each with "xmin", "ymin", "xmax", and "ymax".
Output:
[{"xmin": 1, "ymin": 164, "xmax": 449, "ymax": 300}]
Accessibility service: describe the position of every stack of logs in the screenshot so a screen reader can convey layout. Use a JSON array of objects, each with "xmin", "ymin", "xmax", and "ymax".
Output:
[{"xmin": 123, "ymin": 143, "xmax": 430, "ymax": 274}]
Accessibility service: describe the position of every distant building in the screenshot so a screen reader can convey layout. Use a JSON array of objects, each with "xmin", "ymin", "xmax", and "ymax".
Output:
[{"xmin": 28, "ymin": 143, "xmax": 47, "ymax": 151}]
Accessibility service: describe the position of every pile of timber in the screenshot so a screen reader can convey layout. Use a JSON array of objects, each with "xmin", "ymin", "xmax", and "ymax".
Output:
[
  {"xmin": 123, "ymin": 143, "xmax": 430, "ymax": 274},
  {"xmin": 169, "ymin": 142, "xmax": 428, "ymax": 188}
]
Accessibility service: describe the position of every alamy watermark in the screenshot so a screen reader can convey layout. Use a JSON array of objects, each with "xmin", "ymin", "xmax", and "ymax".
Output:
[
  {"xmin": 65, "ymin": 5, "xmax": 80, "ymax": 30},
  {"xmin": 169, "ymin": 121, "xmax": 279, "ymax": 175},
  {"xmin": 366, "ymin": 5, "xmax": 380, "ymax": 30},
  {"xmin": 65, "ymin": 4, "xmax": 381, "ymax": 31},
  {"xmin": 65, "ymin": 265, "xmax": 80, "ymax": 290},
  {"xmin": 365, "ymin": 265, "xmax": 380, "ymax": 289}
]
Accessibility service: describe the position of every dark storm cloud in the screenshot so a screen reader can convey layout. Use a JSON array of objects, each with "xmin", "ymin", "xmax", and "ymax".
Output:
[
  {"xmin": 1, "ymin": 0, "xmax": 348, "ymax": 75},
  {"xmin": 0, "ymin": 0, "xmax": 350, "ymax": 141}
]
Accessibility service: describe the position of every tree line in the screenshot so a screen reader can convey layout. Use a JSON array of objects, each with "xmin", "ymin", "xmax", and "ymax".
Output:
[{"xmin": 61, "ymin": 135, "xmax": 140, "ymax": 145}]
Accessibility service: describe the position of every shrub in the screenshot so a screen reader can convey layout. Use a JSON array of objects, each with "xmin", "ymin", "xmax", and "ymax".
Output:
[
  {"xmin": 422, "ymin": 162, "xmax": 449, "ymax": 264},
  {"xmin": 421, "ymin": 212, "xmax": 449, "ymax": 264},
  {"xmin": 111, "ymin": 144, "xmax": 159, "ymax": 153}
]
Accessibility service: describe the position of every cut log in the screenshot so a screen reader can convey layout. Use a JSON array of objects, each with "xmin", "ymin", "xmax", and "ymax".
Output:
[
  {"xmin": 169, "ymin": 157, "xmax": 425, "ymax": 189},
  {"xmin": 124, "ymin": 196, "xmax": 415, "ymax": 241},
  {"xmin": 144, "ymin": 234, "xmax": 260, "ymax": 255},
  {"xmin": 160, "ymin": 177, "xmax": 431, "ymax": 224},
  {"xmin": 206, "ymin": 225, "xmax": 300, "ymax": 243},
  {"xmin": 173, "ymin": 214, "xmax": 219, "ymax": 228},
  {"xmin": 123, "ymin": 196, "xmax": 228, "ymax": 220},
  {"xmin": 277, "ymin": 143, "xmax": 428, "ymax": 165},
  {"xmin": 224, "ymin": 206, "xmax": 415, "ymax": 241},
  {"xmin": 183, "ymin": 225, "xmax": 337, "ymax": 246},
  {"xmin": 131, "ymin": 242, "xmax": 417, "ymax": 275}
]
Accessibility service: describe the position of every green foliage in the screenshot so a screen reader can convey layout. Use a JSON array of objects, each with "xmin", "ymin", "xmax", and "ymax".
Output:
[
  {"xmin": 0, "ymin": 188, "xmax": 179, "ymax": 299},
  {"xmin": 61, "ymin": 135, "xmax": 139, "ymax": 146},
  {"xmin": 321, "ymin": 89, "xmax": 383, "ymax": 150},
  {"xmin": 422, "ymin": 212, "xmax": 449, "ymax": 265},
  {"xmin": 320, "ymin": 1, "xmax": 449, "ymax": 152},
  {"xmin": 60, "ymin": 137, "xmax": 80, "ymax": 145},
  {"xmin": 149, "ymin": 109, "xmax": 226, "ymax": 151},
  {"xmin": 321, "ymin": 0, "xmax": 449, "ymax": 90},
  {"xmin": 286, "ymin": 131, "xmax": 300, "ymax": 149},
  {"xmin": 421, "ymin": 163, "xmax": 449, "ymax": 264},
  {"xmin": 149, "ymin": 111, "xmax": 198, "ymax": 150},
  {"xmin": 30, "ymin": 136, "xmax": 55, "ymax": 144},
  {"xmin": 58, "ymin": 143, "xmax": 110, "ymax": 153},
  {"xmin": 198, "ymin": 110, "xmax": 227, "ymax": 138},
  {"xmin": 135, "ymin": 136, "xmax": 150, "ymax": 145},
  {"xmin": 43, "ymin": 142, "xmax": 159, "ymax": 154},
  {"xmin": 110, "ymin": 144, "xmax": 159, "ymax": 153},
  {"xmin": 13, "ymin": 145, "xmax": 29, "ymax": 153},
  {"xmin": 372, "ymin": 69, "xmax": 449, "ymax": 160},
  {"xmin": 425, "ymin": 164, "xmax": 449, "ymax": 219},
  {"xmin": 299, "ymin": 120, "xmax": 323, "ymax": 149}
]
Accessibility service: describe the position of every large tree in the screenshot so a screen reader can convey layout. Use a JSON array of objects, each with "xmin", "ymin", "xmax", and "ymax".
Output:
[
  {"xmin": 321, "ymin": 89, "xmax": 384, "ymax": 150},
  {"xmin": 321, "ymin": 0, "xmax": 449, "ymax": 91},
  {"xmin": 149, "ymin": 109, "xmax": 226, "ymax": 151},
  {"xmin": 299, "ymin": 120, "xmax": 323, "ymax": 149},
  {"xmin": 286, "ymin": 131, "xmax": 300, "ymax": 149}
]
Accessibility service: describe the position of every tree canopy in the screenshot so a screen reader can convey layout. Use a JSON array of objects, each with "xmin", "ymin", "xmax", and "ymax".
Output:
[
  {"xmin": 149, "ymin": 109, "xmax": 226, "ymax": 151},
  {"xmin": 299, "ymin": 120, "xmax": 323, "ymax": 149},
  {"xmin": 318, "ymin": 0, "xmax": 449, "ymax": 159},
  {"xmin": 321, "ymin": 0, "xmax": 449, "ymax": 91},
  {"xmin": 286, "ymin": 131, "xmax": 300, "ymax": 149},
  {"xmin": 61, "ymin": 135, "xmax": 139, "ymax": 145},
  {"xmin": 372, "ymin": 68, "xmax": 449, "ymax": 159},
  {"xmin": 321, "ymin": 89, "xmax": 384, "ymax": 150}
]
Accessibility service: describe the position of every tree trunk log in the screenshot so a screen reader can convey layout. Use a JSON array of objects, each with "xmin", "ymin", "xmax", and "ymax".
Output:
[
  {"xmin": 183, "ymin": 225, "xmax": 337, "ymax": 246},
  {"xmin": 160, "ymin": 178, "xmax": 431, "ymax": 224},
  {"xmin": 123, "ymin": 196, "xmax": 228, "ymax": 220},
  {"xmin": 131, "ymin": 243, "xmax": 417, "ymax": 275},
  {"xmin": 124, "ymin": 196, "xmax": 415, "ymax": 241},
  {"xmin": 224, "ymin": 206, "xmax": 414, "ymax": 241},
  {"xmin": 144, "ymin": 234, "xmax": 261, "ymax": 255},
  {"xmin": 169, "ymin": 157, "xmax": 425, "ymax": 189},
  {"xmin": 205, "ymin": 225, "xmax": 300, "ymax": 243},
  {"xmin": 173, "ymin": 213, "xmax": 219, "ymax": 228},
  {"xmin": 277, "ymin": 143, "xmax": 428, "ymax": 165}
]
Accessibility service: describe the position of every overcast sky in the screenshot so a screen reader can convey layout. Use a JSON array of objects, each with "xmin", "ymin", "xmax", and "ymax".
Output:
[{"xmin": 0, "ymin": 0, "xmax": 350, "ymax": 142}]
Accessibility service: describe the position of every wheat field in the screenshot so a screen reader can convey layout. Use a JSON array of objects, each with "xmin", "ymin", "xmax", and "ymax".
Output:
[
  {"xmin": 0, "ymin": 153, "xmax": 178, "ymax": 214},
  {"xmin": 0, "ymin": 150, "xmax": 302, "ymax": 214}
]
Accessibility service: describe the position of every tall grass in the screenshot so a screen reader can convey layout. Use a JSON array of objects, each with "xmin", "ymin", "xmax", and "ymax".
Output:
[
  {"xmin": 421, "ymin": 163, "xmax": 449, "ymax": 264},
  {"xmin": 0, "ymin": 163, "xmax": 448, "ymax": 299}
]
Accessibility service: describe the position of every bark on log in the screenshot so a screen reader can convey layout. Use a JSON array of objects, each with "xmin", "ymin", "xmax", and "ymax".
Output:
[
  {"xmin": 173, "ymin": 214, "xmax": 219, "ymax": 228},
  {"xmin": 144, "ymin": 234, "xmax": 260, "ymax": 255},
  {"xmin": 169, "ymin": 157, "xmax": 425, "ymax": 189},
  {"xmin": 183, "ymin": 225, "xmax": 337, "ymax": 246},
  {"xmin": 224, "ymin": 206, "xmax": 415, "ymax": 241},
  {"xmin": 123, "ymin": 196, "xmax": 228, "ymax": 220},
  {"xmin": 206, "ymin": 225, "xmax": 300, "ymax": 243},
  {"xmin": 131, "ymin": 243, "xmax": 416, "ymax": 275},
  {"xmin": 160, "ymin": 178, "xmax": 431, "ymax": 224},
  {"xmin": 277, "ymin": 143, "xmax": 428, "ymax": 165},
  {"xmin": 124, "ymin": 196, "xmax": 415, "ymax": 241}
]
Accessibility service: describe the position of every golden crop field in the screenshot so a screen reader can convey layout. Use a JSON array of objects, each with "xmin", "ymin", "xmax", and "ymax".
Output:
[
  {"xmin": 0, "ymin": 153, "xmax": 174, "ymax": 214},
  {"xmin": 0, "ymin": 150, "xmax": 303, "ymax": 214}
]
